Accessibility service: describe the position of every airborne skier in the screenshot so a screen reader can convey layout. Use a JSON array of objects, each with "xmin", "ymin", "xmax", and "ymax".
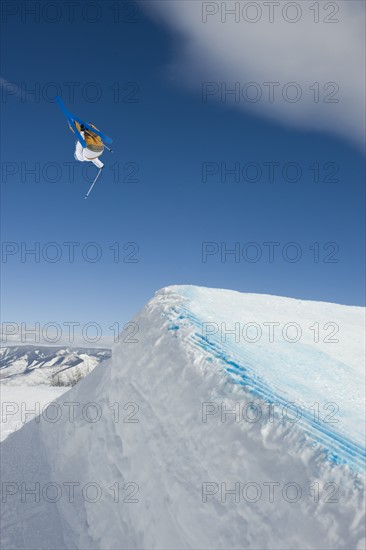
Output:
[{"xmin": 55, "ymin": 96, "xmax": 113, "ymax": 198}]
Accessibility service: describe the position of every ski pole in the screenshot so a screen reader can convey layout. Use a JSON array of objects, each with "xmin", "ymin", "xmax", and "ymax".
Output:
[
  {"xmin": 85, "ymin": 168, "xmax": 103, "ymax": 199},
  {"xmin": 103, "ymin": 143, "xmax": 113, "ymax": 153}
]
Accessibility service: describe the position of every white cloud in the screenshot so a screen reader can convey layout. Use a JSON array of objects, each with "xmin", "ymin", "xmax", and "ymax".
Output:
[{"xmin": 141, "ymin": 1, "xmax": 365, "ymax": 147}]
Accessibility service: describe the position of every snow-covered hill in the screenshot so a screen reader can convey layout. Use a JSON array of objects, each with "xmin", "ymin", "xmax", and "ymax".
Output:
[
  {"xmin": 1, "ymin": 286, "xmax": 365, "ymax": 549},
  {"xmin": 0, "ymin": 346, "xmax": 111, "ymax": 441},
  {"xmin": 0, "ymin": 345, "xmax": 111, "ymax": 386}
]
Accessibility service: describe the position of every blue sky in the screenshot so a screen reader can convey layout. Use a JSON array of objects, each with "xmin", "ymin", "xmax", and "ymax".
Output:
[{"xmin": 1, "ymin": 1, "xmax": 365, "ymax": 343}]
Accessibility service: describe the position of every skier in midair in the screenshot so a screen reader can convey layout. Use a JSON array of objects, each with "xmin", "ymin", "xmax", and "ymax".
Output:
[
  {"xmin": 55, "ymin": 96, "xmax": 113, "ymax": 197},
  {"xmin": 70, "ymin": 121, "xmax": 104, "ymax": 169}
]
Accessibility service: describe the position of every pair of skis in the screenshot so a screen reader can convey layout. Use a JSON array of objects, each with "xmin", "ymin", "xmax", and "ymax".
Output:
[{"xmin": 55, "ymin": 96, "xmax": 113, "ymax": 198}]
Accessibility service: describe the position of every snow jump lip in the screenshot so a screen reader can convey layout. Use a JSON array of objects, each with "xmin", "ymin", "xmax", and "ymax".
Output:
[{"xmin": 166, "ymin": 291, "xmax": 366, "ymax": 473}]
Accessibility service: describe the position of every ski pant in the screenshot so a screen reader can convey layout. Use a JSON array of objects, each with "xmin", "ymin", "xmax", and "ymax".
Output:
[{"xmin": 74, "ymin": 133, "xmax": 104, "ymax": 169}]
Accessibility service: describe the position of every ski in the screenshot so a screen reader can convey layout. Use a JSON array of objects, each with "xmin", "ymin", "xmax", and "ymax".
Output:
[
  {"xmin": 55, "ymin": 96, "xmax": 113, "ymax": 146},
  {"xmin": 55, "ymin": 96, "xmax": 87, "ymax": 148},
  {"xmin": 72, "ymin": 114, "xmax": 113, "ymax": 145},
  {"xmin": 84, "ymin": 168, "xmax": 103, "ymax": 199},
  {"xmin": 69, "ymin": 118, "xmax": 87, "ymax": 148}
]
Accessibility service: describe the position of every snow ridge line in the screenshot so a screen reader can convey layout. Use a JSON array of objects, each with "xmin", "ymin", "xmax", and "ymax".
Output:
[{"xmin": 167, "ymin": 303, "xmax": 366, "ymax": 472}]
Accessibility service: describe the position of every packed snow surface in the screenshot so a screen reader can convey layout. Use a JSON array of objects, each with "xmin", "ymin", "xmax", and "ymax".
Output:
[
  {"xmin": 1, "ymin": 286, "xmax": 365, "ymax": 549},
  {"xmin": 0, "ymin": 385, "xmax": 67, "ymax": 441}
]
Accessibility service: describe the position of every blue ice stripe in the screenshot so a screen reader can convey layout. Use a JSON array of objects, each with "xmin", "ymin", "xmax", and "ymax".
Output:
[{"xmin": 168, "ymin": 304, "xmax": 366, "ymax": 471}]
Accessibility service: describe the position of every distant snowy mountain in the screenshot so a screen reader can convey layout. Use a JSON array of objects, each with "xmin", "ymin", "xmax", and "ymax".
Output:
[
  {"xmin": 0, "ymin": 345, "xmax": 111, "ymax": 386},
  {"xmin": 1, "ymin": 286, "xmax": 365, "ymax": 550}
]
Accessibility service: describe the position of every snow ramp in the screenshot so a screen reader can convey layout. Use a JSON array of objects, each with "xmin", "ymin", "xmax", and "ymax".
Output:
[{"xmin": 1, "ymin": 285, "xmax": 365, "ymax": 549}]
